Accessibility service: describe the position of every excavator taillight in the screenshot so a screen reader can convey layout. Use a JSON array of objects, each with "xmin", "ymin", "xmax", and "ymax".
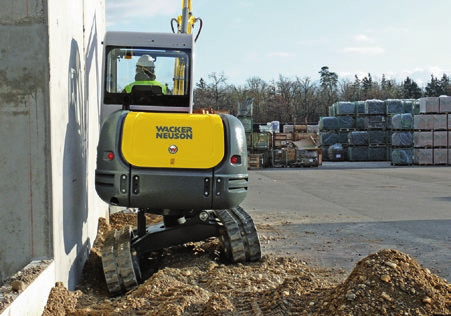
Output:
[
  {"xmin": 107, "ymin": 151, "xmax": 115, "ymax": 161},
  {"xmin": 230, "ymin": 155, "xmax": 241, "ymax": 165}
]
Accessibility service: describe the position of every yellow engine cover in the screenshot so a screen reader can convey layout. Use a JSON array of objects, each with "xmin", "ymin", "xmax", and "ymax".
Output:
[{"xmin": 121, "ymin": 112, "xmax": 225, "ymax": 168}]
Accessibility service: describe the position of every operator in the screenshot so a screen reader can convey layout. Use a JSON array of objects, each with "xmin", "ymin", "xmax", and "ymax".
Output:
[{"xmin": 124, "ymin": 55, "xmax": 167, "ymax": 94}]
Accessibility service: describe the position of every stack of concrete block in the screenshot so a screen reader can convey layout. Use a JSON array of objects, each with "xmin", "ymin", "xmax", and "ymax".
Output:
[{"xmin": 413, "ymin": 97, "xmax": 450, "ymax": 165}]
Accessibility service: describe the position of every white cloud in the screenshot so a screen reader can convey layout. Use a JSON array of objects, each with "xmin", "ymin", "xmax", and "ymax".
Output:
[
  {"xmin": 340, "ymin": 46, "xmax": 385, "ymax": 54},
  {"xmin": 339, "ymin": 66, "xmax": 451, "ymax": 88},
  {"xmin": 353, "ymin": 34, "xmax": 374, "ymax": 43}
]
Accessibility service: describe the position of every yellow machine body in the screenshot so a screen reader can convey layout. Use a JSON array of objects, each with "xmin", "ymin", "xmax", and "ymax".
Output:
[{"xmin": 121, "ymin": 112, "xmax": 225, "ymax": 169}]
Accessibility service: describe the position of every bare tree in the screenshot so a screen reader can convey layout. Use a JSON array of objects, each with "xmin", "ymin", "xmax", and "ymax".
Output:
[
  {"xmin": 293, "ymin": 76, "xmax": 320, "ymax": 123},
  {"xmin": 245, "ymin": 77, "xmax": 268, "ymax": 122}
]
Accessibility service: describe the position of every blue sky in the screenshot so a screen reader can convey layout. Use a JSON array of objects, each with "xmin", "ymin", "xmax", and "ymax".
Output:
[{"xmin": 106, "ymin": 0, "xmax": 451, "ymax": 87}]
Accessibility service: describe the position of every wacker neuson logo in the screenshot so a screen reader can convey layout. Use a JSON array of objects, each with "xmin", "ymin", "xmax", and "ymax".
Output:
[{"xmin": 156, "ymin": 126, "xmax": 193, "ymax": 139}]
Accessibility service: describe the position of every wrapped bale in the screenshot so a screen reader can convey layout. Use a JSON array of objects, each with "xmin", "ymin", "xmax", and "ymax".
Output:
[
  {"xmin": 369, "ymin": 146, "xmax": 388, "ymax": 161},
  {"xmin": 348, "ymin": 146, "xmax": 368, "ymax": 161},
  {"xmin": 348, "ymin": 131, "xmax": 368, "ymax": 146},
  {"xmin": 338, "ymin": 131, "xmax": 349, "ymax": 144},
  {"xmin": 391, "ymin": 113, "xmax": 413, "ymax": 130},
  {"xmin": 365, "ymin": 99, "xmax": 385, "ymax": 115},
  {"xmin": 391, "ymin": 148, "xmax": 413, "ymax": 165},
  {"xmin": 328, "ymin": 104, "xmax": 336, "ymax": 117},
  {"xmin": 413, "ymin": 148, "xmax": 433, "ymax": 165},
  {"xmin": 434, "ymin": 148, "xmax": 448, "ymax": 165},
  {"xmin": 356, "ymin": 116, "xmax": 365, "ymax": 129},
  {"xmin": 253, "ymin": 132, "xmax": 271, "ymax": 149},
  {"xmin": 319, "ymin": 132, "xmax": 338, "ymax": 146},
  {"xmin": 413, "ymin": 131, "xmax": 433, "ymax": 148},
  {"xmin": 328, "ymin": 143, "xmax": 346, "ymax": 161},
  {"xmin": 338, "ymin": 116, "xmax": 356, "ymax": 130},
  {"xmin": 368, "ymin": 130, "xmax": 386, "ymax": 145},
  {"xmin": 364, "ymin": 115, "xmax": 386, "ymax": 129},
  {"xmin": 385, "ymin": 99, "xmax": 404, "ymax": 114},
  {"xmin": 414, "ymin": 114, "xmax": 434, "ymax": 130},
  {"xmin": 392, "ymin": 131, "xmax": 413, "ymax": 147},
  {"xmin": 439, "ymin": 95, "xmax": 451, "ymax": 113},
  {"xmin": 335, "ymin": 101, "xmax": 356, "ymax": 115},
  {"xmin": 271, "ymin": 121, "xmax": 280, "ymax": 133},
  {"xmin": 307, "ymin": 125, "xmax": 319, "ymax": 134},
  {"xmin": 319, "ymin": 117, "xmax": 339, "ymax": 131},
  {"xmin": 403, "ymin": 100, "xmax": 415, "ymax": 114},
  {"xmin": 386, "ymin": 115, "xmax": 393, "ymax": 130},
  {"xmin": 238, "ymin": 117, "xmax": 253, "ymax": 132},
  {"xmin": 321, "ymin": 146, "xmax": 330, "ymax": 161},
  {"xmin": 355, "ymin": 101, "xmax": 365, "ymax": 114},
  {"xmin": 387, "ymin": 131, "xmax": 393, "ymax": 145},
  {"xmin": 433, "ymin": 131, "xmax": 448, "ymax": 147},
  {"xmin": 433, "ymin": 114, "xmax": 447, "ymax": 130},
  {"xmin": 412, "ymin": 100, "xmax": 420, "ymax": 115},
  {"xmin": 237, "ymin": 98, "xmax": 253, "ymax": 116},
  {"xmin": 419, "ymin": 97, "xmax": 439, "ymax": 114}
]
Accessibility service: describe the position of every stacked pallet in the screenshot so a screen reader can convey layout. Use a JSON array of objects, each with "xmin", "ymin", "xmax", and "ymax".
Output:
[
  {"xmin": 271, "ymin": 132, "xmax": 296, "ymax": 167},
  {"xmin": 320, "ymin": 99, "xmax": 413, "ymax": 162},
  {"xmin": 390, "ymin": 110, "xmax": 414, "ymax": 165},
  {"xmin": 413, "ymin": 96, "xmax": 451, "ymax": 165},
  {"xmin": 350, "ymin": 100, "xmax": 387, "ymax": 161}
]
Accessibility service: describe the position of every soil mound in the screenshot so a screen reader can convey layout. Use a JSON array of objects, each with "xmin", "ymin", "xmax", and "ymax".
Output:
[{"xmin": 38, "ymin": 213, "xmax": 451, "ymax": 315}]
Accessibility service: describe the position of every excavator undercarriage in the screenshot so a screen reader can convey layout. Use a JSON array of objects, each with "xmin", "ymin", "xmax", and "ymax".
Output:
[{"xmin": 101, "ymin": 207, "xmax": 260, "ymax": 295}]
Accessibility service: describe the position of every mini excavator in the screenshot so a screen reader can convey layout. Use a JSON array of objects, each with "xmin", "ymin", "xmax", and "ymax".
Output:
[{"xmin": 95, "ymin": 0, "xmax": 261, "ymax": 295}]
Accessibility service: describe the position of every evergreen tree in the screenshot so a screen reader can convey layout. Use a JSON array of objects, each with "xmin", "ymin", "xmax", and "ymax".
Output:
[
  {"xmin": 439, "ymin": 74, "xmax": 450, "ymax": 95},
  {"xmin": 402, "ymin": 77, "xmax": 422, "ymax": 99},
  {"xmin": 361, "ymin": 73, "xmax": 373, "ymax": 98},
  {"xmin": 425, "ymin": 74, "xmax": 443, "ymax": 97},
  {"xmin": 352, "ymin": 75, "xmax": 361, "ymax": 100},
  {"xmin": 381, "ymin": 74, "xmax": 387, "ymax": 91},
  {"xmin": 318, "ymin": 66, "xmax": 338, "ymax": 113}
]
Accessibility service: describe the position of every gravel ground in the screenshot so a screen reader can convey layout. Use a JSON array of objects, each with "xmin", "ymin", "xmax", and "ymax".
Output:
[{"xmin": 36, "ymin": 213, "xmax": 451, "ymax": 316}]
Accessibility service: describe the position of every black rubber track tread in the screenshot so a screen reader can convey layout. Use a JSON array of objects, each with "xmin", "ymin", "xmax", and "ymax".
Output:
[
  {"xmin": 101, "ymin": 226, "xmax": 139, "ymax": 295},
  {"xmin": 116, "ymin": 226, "xmax": 139, "ymax": 291},
  {"xmin": 232, "ymin": 206, "xmax": 262, "ymax": 262},
  {"xmin": 215, "ymin": 209, "xmax": 246, "ymax": 263},
  {"xmin": 101, "ymin": 229, "xmax": 122, "ymax": 295}
]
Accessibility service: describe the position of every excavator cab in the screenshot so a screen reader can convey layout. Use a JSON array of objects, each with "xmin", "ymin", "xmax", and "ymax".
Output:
[{"xmin": 95, "ymin": 31, "xmax": 261, "ymax": 295}]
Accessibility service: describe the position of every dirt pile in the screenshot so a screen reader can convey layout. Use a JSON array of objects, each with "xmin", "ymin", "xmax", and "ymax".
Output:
[{"xmin": 37, "ymin": 213, "xmax": 450, "ymax": 315}]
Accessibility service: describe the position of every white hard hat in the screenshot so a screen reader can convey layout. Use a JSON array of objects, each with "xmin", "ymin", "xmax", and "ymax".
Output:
[{"xmin": 136, "ymin": 55, "xmax": 155, "ymax": 67}]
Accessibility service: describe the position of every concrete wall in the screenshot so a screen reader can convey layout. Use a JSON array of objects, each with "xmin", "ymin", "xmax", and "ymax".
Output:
[
  {"xmin": 47, "ymin": 0, "xmax": 106, "ymax": 290},
  {"xmin": 0, "ymin": 0, "xmax": 106, "ymax": 309},
  {"xmin": 0, "ymin": 0, "xmax": 52, "ymax": 284}
]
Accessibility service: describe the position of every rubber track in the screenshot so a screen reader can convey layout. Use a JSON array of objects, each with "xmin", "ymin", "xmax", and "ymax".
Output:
[
  {"xmin": 232, "ymin": 206, "xmax": 262, "ymax": 262},
  {"xmin": 215, "ymin": 207, "xmax": 261, "ymax": 263},
  {"xmin": 101, "ymin": 226, "xmax": 139, "ymax": 295}
]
